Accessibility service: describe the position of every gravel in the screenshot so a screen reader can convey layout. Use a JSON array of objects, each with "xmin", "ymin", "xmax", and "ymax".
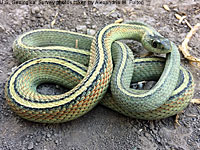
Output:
[
  {"xmin": 27, "ymin": 142, "xmax": 34, "ymax": 150},
  {"xmin": 76, "ymin": 25, "xmax": 87, "ymax": 33},
  {"xmin": 0, "ymin": 24, "xmax": 5, "ymax": 32},
  {"xmin": 0, "ymin": 1, "xmax": 200, "ymax": 150},
  {"xmin": 86, "ymin": 28, "xmax": 96, "ymax": 35}
]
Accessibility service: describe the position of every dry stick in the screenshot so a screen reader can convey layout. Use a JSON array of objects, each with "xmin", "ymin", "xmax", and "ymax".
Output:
[
  {"xmin": 173, "ymin": 14, "xmax": 200, "ymax": 122},
  {"xmin": 179, "ymin": 24, "xmax": 200, "ymax": 104},
  {"xmin": 179, "ymin": 23, "xmax": 200, "ymax": 64},
  {"xmin": 114, "ymin": 18, "xmax": 124, "ymax": 24},
  {"xmin": 185, "ymin": 19, "xmax": 193, "ymax": 29},
  {"xmin": 175, "ymin": 113, "xmax": 181, "ymax": 127},
  {"xmin": 175, "ymin": 14, "xmax": 186, "ymax": 24},
  {"xmin": 191, "ymin": 99, "xmax": 200, "ymax": 104}
]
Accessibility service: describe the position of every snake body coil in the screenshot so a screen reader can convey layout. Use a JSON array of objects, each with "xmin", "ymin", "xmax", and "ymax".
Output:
[{"xmin": 5, "ymin": 22, "xmax": 194, "ymax": 123}]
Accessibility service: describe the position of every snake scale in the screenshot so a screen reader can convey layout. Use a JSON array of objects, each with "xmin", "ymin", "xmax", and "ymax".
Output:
[{"xmin": 4, "ymin": 22, "xmax": 194, "ymax": 123}]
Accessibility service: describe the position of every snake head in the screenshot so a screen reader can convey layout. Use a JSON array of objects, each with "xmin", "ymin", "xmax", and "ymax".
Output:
[{"xmin": 142, "ymin": 34, "xmax": 172, "ymax": 54}]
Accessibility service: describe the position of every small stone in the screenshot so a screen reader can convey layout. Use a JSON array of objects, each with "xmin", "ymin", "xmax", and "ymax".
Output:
[
  {"xmin": 95, "ymin": 13, "xmax": 100, "ymax": 17},
  {"xmin": 36, "ymin": 13, "xmax": 42, "ymax": 18},
  {"xmin": 11, "ymin": 66, "xmax": 18, "ymax": 72},
  {"xmin": 36, "ymin": 135, "xmax": 42, "ymax": 142},
  {"xmin": 173, "ymin": 8, "xmax": 179, "ymax": 13},
  {"xmin": 91, "ymin": 25, "xmax": 97, "ymax": 29},
  {"xmin": 83, "ymin": 12, "xmax": 87, "ymax": 19},
  {"xmin": 0, "ymin": 24, "xmax": 5, "ymax": 32},
  {"xmin": 27, "ymin": 142, "xmax": 34, "ymax": 150},
  {"xmin": 87, "ymin": 29, "xmax": 96, "ymax": 36},
  {"xmin": 22, "ymin": 27, "xmax": 27, "ymax": 32},
  {"xmin": 32, "ymin": 6, "xmax": 40, "ymax": 14},
  {"xmin": 76, "ymin": 25, "xmax": 87, "ymax": 32},
  {"xmin": 55, "ymin": 140, "xmax": 59, "ymax": 145},
  {"xmin": 2, "ymin": 39, "xmax": 7, "ymax": 42},
  {"xmin": 39, "ymin": 18, "xmax": 45, "ymax": 23},
  {"xmin": 47, "ymin": 133, "xmax": 51, "ymax": 138},
  {"xmin": 71, "ymin": 29, "xmax": 76, "ymax": 32},
  {"xmin": 110, "ymin": 13, "xmax": 118, "ymax": 18},
  {"xmin": 163, "ymin": 5, "xmax": 171, "ymax": 11},
  {"xmin": 85, "ymin": 21, "xmax": 91, "ymax": 25},
  {"xmin": 31, "ymin": 17, "xmax": 36, "ymax": 21}
]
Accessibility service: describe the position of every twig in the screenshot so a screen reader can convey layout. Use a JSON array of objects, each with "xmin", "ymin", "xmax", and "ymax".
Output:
[
  {"xmin": 179, "ymin": 23, "xmax": 200, "ymax": 65},
  {"xmin": 185, "ymin": 20, "xmax": 193, "ymax": 29},
  {"xmin": 175, "ymin": 13, "xmax": 193, "ymax": 29},
  {"xmin": 175, "ymin": 113, "xmax": 181, "ymax": 127},
  {"xmin": 186, "ymin": 114, "xmax": 197, "ymax": 117},
  {"xmin": 175, "ymin": 14, "xmax": 186, "ymax": 24},
  {"xmin": 191, "ymin": 99, "xmax": 200, "ymax": 104},
  {"xmin": 115, "ymin": 18, "xmax": 124, "ymax": 24}
]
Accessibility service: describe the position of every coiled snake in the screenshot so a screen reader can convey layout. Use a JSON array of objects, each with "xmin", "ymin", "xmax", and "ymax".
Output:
[{"xmin": 4, "ymin": 22, "xmax": 194, "ymax": 123}]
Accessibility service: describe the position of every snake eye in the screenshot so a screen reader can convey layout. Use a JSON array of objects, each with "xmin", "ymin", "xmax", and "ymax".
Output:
[{"xmin": 152, "ymin": 40, "xmax": 157, "ymax": 48}]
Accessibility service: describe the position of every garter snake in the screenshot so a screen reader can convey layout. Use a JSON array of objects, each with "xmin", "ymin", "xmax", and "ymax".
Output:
[{"xmin": 4, "ymin": 22, "xmax": 194, "ymax": 123}]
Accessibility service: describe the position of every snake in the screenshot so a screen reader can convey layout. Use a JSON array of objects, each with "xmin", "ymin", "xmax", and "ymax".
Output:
[{"xmin": 4, "ymin": 22, "xmax": 194, "ymax": 123}]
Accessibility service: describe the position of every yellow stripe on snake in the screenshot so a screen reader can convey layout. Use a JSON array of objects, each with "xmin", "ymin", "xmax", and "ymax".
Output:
[{"xmin": 4, "ymin": 22, "xmax": 194, "ymax": 123}]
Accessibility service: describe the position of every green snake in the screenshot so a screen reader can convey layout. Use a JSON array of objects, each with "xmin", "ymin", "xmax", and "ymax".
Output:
[{"xmin": 4, "ymin": 22, "xmax": 194, "ymax": 123}]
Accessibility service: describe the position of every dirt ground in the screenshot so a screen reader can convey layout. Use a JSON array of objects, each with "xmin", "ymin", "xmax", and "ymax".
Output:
[{"xmin": 0, "ymin": 0, "xmax": 200, "ymax": 150}]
